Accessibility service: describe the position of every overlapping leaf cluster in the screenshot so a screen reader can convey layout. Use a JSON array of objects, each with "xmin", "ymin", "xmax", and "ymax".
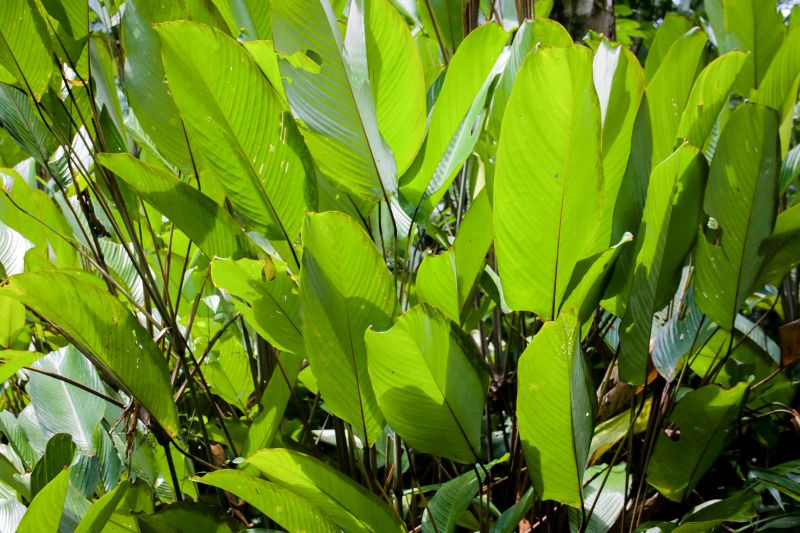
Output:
[{"xmin": 0, "ymin": 0, "xmax": 799, "ymax": 531}]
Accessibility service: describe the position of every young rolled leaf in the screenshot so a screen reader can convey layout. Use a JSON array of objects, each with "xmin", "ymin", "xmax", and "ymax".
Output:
[
  {"xmin": 365, "ymin": 304, "xmax": 488, "ymax": 464},
  {"xmin": 647, "ymin": 383, "xmax": 748, "ymax": 501},
  {"xmin": 300, "ymin": 211, "xmax": 394, "ymax": 445},
  {"xmin": 401, "ymin": 22, "xmax": 508, "ymax": 216},
  {"xmin": 0, "ymin": 271, "xmax": 180, "ymax": 437},
  {"xmin": 272, "ymin": 0, "xmax": 396, "ymax": 201},
  {"xmin": 97, "ymin": 153, "xmax": 255, "ymax": 261},
  {"xmin": 156, "ymin": 21, "xmax": 308, "ymax": 248},
  {"xmin": 517, "ymin": 310, "xmax": 594, "ymax": 507},
  {"xmin": 695, "ymin": 103, "xmax": 779, "ymax": 331},
  {"xmin": 494, "ymin": 45, "xmax": 604, "ymax": 319},
  {"xmin": 246, "ymin": 448, "xmax": 405, "ymax": 532},
  {"xmin": 416, "ymin": 190, "xmax": 493, "ymax": 323},
  {"xmin": 618, "ymin": 144, "xmax": 707, "ymax": 384},
  {"xmin": 196, "ymin": 469, "xmax": 338, "ymax": 533}
]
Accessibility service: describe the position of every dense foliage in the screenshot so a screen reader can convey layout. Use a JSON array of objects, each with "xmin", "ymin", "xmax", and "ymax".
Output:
[{"xmin": 0, "ymin": 0, "xmax": 800, "ymax": 531}]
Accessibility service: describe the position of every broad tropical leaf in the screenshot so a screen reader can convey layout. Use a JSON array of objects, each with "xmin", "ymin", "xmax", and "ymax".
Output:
[
  {"xmin": 618, "ymin": 145, "xmax": 707, "ymax": 384},
  {"xmin": 300, "ymin": 212, "xmax": 395, "ymax": 444},
  {"xmin": 74, "ymin": 480, "xmax": 130, "ymax": 533},
  {"xmin": 695, "ymin": 103, "xmax": 779, "ymax": 331},
  {"xmin": 272, "ymin": 0, "xmax": 396, "ymax": 201},
  {"xmin": 365, "ymin": 305, "xmax": 488, "ymax": 463},
  {"xmin": 401, "ymin": 22, "xmax": 508, "ymax": 216},
  {"xmin": 647, "ymin": 383, "xmax": 748, "ymax": 501},
  {"xmin": 0, "ymin": 271, "xmax": 180, "ymax": 436},
  {"xmin": 97, "ymin": 153, "xmax": 255, "ymax": 261},
  {"xmin": 421, "ymin": 469, "xmax": 482, "ymax": 533},
  {"xmin": 568, "ymin": 464, "xmax": 627, "ymax": 533},
  {"xmin": 517, "ymin": 311, "xmax": 594, "ymax": 507},
  {"xmin": 157, "ymin": 21, "xmax": 308, "ymax": 250},
  {"xmin": 197, "ymin": 469, "xmax": 338, "ymax": 533},
  {"xmin": 247, "ymin": 448, "xmax": 405, "ymax": 532},
  {"xmin": 494, "ymin": 45, "xmax": 603, "ymax": 319},
  {"xmin": 17, "ymin": 467, "xmax": 70, "ymax": 533},
  {"xmin": 0, "ymin": 0, "xmax": 53, "ymax": 100}
]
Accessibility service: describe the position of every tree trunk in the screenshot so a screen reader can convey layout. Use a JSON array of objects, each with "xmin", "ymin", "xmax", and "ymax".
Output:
[{"xmin": 554, "ymin": 0, "xmax": 616, "ymax": 41}]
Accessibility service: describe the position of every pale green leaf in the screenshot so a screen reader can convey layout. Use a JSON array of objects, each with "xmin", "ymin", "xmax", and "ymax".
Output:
[
  {"xmin": 494, "ymin": 45, "xmax": 603, "ymax": 319},
  {"xmin": 300, "ymin": 211, "xmax": 394, "ymax": 445},
  {"xmin": 517, "ymin": 311, "xmax": 594, "ymax": 507},
  {"xmin": 365, "ymin": 305, "xmax": 488, "ymax": 463}
]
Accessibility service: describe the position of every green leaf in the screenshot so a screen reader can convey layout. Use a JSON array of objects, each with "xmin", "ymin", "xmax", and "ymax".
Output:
[
  {"xmin": 74, "ymin": 480, "xmax": 130, "ymax": 533},
  {"xmin": 135, "ymin": 501, "xmax": 235, "ymax": 532},
  {"xmin": 28, "ymin": 346, "xmax": 105, "ymax": 452},
  {"xmin": 300, "ymin": 211, "xmax": 395, "ymax": 445},
  {"xmin": 0, "ymin": 271, "xmax": 180, "ymax": 437},
  {"xmin": 272, "ymin": 0, "xmax": 396, "ymax": 201},
  {"xmin": 647, "ymin": 383, "xmax": 747, "ymax": 501},
  {"xmin": 494, "ymin": 45, "xmax": 603, "ymax": 319},
  {"xmin": 757, "ymin": 202, "xmax": 800, "ymax": 286},
  {"xmin": 17, "ymin": 467, "xmax": 70, "ymax": 533},
  {"xmin": 416, "ymin": 190, "xmax": 493, "ymax": 323},
  {"xmin": 156, "ymin": 21, "xmax": 308, "ymax": 248},
  {"xmin": 421, "ymin": 469, "xmax": 481, "ymax": 533},
  {"xmin": 695, "ymin": 103, "xmax": 779, "ymax": 331},
  {"xmin": 490, "ymin": 486, "xmax": 534, "ymax": 533},
  {"xmin": 0, "ymin": 219, "xmax": 32, "ymax": 276},
  {"xmin": 367, "ymin": 0, "xmax": 427, "ymax": 175},
  {"xmin": 210, "ymin": 257, "xmax": 303, "ymax": 354},
  {"xmin": 490, "ymin": 18, "xmax": 573, "ymax": 136},
  {"xmin": 0, "ymin": 350, "xmax": 41, "ymax": 383},
  {"xmin": 197, "ymin": 469, "xmax": 338, "ymax": 533},
  {"xmin": 98, "ymin": 153, "xmax": 255, "ymax": 261},
  {"xmin": 418, "ymin": 0, "xmax": 463, "ymax": 57},
  {"xmin": 365, "ymin": 305, "xmax": 487, "ymax": 463},
  {"xmin": 401, "ymin": 23, "xmax": 508, "ymax": 215},
  {"xmin": 705, "ymin": 0, "xmax": 784, "ymax": 87},
  {"xmin": 517, "ymin": 311, "xmax": 594, "ymax": 507},
  {"xmin": 0, "ymin": 295, "xmax": 25, "ymax": 347},
  {"xmin": 208, "ymin": 0, "xmax": 271, "ymax": 40},
  {"xmin": 246, "ymin": 448, "xmax": 405, "ymax": 533},
  {"xmin": 677, "ymin": 51, "xmax": 748, "ymax": 150},
  {"xmin": 568, "ymin": 464, "xmax": 628, "ymax": 533},
  {"xmin": 618, "ymin": 145, "xmax": 707, "ymax": 384},
  {"xmin": 644, "ymin": 14, "xmax": 694, "ymax": 84},
  {"xmin": 779, "ymin": 143, "xmax": 800, "ymax": 192},
  {"xmin": 593, "ymin": 40, "xmax": 645, "ymax": 247},
  {"xmin": 0, "ymin": 0, "xmax": 53, "ymax": 100},
  {"xmin": 673, "ymin": 489, "xmax": 759, "ymax": 532},
  {"xmin": 0, "ymin": 83, "xmax": 58, "ymax": 167},
  {"xmin": 30, "ymin": 433, "xmax": 76, "ymax": 498},
  {"xmin": 242, "ymin": 352, "xmax": 303, "ymax": 456},
  {"xmin": 121, "ymin": 0, "xmax": 191, "ymax": 169}
]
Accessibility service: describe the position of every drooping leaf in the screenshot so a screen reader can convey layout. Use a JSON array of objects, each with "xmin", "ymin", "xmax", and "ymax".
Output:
[
  {"xmin": 517, "ymin": 310, "xmax": 594, "ymax": 507},
  {"xmin": 0, "ymin": 271, "xmax": 180, "ymax": 437},
  {"xmin": 272, "ymin": 0, "xmax": 396, "ymax": 201},
  {"xmin": 156, "ymin": 21, "xmax": 308, "ymax": 249},
  {"xmin": 97, "ymin": 153, "xmax": 255, "ymax": 261},
  {"xmin": 401, "ymin": 23, "xmax": 508, "ymax": 216},
  {"xmin": 300, "ymin": 211, "xmax": 395, "ymax": 445},
  {"xmin": 246, "ymin": 448, "xmax": 405, "ymax": 532},
  {"xmin": 416, "ymin": 190, "xmax": 493, "ymax": 323},
  {"xmin": 618, "ymin": 144, "xmax": 707, "ymax": 384},
  {"xmin": 17, "ymin": 467, "xmax": 70, "ymax": 533},
  {"xmin": 365, "ymin": 305, "xmax": 487, "ymax": 463},
  {"xmin": 494, "ymin": 45, "xmax": 603, "ymax": 319},
  {"xmin": 210, "ymin": 257, "xmax": 303, "ymax": 355},
  {"xmin": 0, "ymin": 0, "xmax": 53, "ymax": 100},
  {"xmin": 648, "ymin": 383, "xmax": 748, "ymax": 501},
  {"xmin": 695, "ymin": 103, "xmax": 779, "ymax": 331}
]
